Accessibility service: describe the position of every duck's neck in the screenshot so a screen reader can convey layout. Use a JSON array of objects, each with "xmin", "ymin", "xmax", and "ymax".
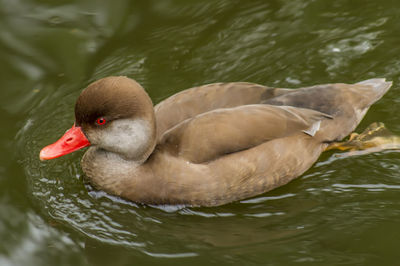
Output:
[
  {"xmin": 81, "ymin": 117, "xmax": 157, "ymax": 196},
  {"xmin": 81, "ymin": 146, "xmax": 148, "ymax": 197}
]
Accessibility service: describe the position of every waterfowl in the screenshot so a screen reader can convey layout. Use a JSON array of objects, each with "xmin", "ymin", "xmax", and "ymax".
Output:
[{"xmin": 40, "ymin": 77, "xmax": 392, "ymax": 206}]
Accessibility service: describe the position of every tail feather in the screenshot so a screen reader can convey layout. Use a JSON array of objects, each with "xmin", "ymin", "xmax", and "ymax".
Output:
[
  {"xmin": 356, "ymin": 78, "xmax": 392, "ymax": 101},
  {"xmin": 264, "ymin": 78, "xmax": 392, "ymax": 141}
]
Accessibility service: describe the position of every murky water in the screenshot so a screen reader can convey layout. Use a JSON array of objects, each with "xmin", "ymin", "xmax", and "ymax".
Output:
[{"xmin": 2, "ymin": 0, "xmax": 400, "ymax": 265}]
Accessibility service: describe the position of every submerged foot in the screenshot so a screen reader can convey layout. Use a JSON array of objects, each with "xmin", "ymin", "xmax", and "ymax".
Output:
[{"xmin": 325, "ymin": 122, "xmax": 400, "ymax": 156}]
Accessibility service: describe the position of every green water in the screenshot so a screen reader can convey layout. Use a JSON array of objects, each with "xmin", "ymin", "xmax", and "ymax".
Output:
[{"xmin": 2, "ymin": 0, "xmax": 400, "ymax": 265}]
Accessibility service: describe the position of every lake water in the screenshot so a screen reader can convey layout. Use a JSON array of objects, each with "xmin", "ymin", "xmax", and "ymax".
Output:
[{"xmin": 2, "ymin": 0, "xmax": 400, "ymax": 265}]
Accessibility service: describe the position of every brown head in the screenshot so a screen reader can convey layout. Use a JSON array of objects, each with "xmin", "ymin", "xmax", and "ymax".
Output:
[{"xmin": 40, "ymin": 76, "xmax": 157, "ymax": 162}]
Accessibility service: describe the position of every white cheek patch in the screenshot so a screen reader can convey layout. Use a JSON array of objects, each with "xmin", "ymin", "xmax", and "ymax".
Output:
[{"xmin": 100, "ymin": 119, "xmax": 152, "ymax": 159}]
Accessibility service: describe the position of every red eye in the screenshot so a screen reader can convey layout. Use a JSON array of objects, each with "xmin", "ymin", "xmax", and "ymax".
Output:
[{"xmin": 96, "ymin": 117, "xmax": 106, "ymax": 125}]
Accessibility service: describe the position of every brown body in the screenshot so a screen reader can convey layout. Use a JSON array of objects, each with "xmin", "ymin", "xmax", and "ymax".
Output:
[{"xmin": 66, "ymin": 77, "xmax": 392, "ymax": 206}]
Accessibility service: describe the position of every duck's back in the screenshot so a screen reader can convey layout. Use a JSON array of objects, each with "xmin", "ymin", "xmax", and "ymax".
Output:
[
  {"xmin": 155, "ymin": 79, "xmax": 391, "ymax": 165},
  {"xmin": 154, "ymin": 82, "xmax": 293, "ymax": 140},
  {"xmin": 156, "ymin": 79, "xmax": 391, "ymax": 142}
]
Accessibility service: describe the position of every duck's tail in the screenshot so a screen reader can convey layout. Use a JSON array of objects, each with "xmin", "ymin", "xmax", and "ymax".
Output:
[
  {"xmin": 264, "ymin": 78, "xmax": 392, "ymax": 141},
  {"xmin": 355, "ymin": 78, "xmax": 392, "ymax": 106},
  {"xmin": 328, "ymin": 78, "xmax": 392, "ymax": 140},
  {"xmin": 349, "ymin": 78, "xmax": 392, "ymax": 126}
]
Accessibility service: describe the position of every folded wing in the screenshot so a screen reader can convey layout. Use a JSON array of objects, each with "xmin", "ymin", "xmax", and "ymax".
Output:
[
  {"xmin": 154, "ymin": 82, "xmax": 293, "ymax": 140},
  {"xmin": 159, "ymin": 104, "xmax": 331, "ymax": 163}
]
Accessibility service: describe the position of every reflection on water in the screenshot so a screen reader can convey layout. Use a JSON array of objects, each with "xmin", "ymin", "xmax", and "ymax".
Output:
[
  {"xmin": 318, "ymin": 17, "xmax": 387, "ymax": 76},
  {"xmin": 0, "ymin": 205, "xmax": 84, "ymax": 265},
  {"xmin": 3, "ymin": 0, "xmax": 400, "ymax": 265}
]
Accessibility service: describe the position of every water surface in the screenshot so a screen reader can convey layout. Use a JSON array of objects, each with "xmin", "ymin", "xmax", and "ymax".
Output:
[{"xmin": 2, "ymin": 0, "xmax": 400, "ymax": 265}]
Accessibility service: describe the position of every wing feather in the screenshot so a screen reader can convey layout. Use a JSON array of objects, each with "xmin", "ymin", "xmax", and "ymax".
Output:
[
  {"xmin": 159, "ymin": 104, "xmax": 331, "ymax": 163},
  {"xmin": 154, "ymin": 82, "xmax": 293, "ymax": 140}
]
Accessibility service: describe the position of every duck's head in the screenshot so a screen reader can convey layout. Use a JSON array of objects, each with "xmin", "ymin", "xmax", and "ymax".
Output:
[{"xmin": 40, "ymin": 76, "xmax": 157, "ymax": 162}]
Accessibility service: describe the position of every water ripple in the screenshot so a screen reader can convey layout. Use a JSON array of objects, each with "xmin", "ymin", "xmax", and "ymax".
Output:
[{"xmin": 13, "ymin": 0, "xmax": 400, "ymax": 264}]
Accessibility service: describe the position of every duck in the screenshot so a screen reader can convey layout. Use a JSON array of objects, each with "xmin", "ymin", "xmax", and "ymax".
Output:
[{"xmin": 40, "ymin": 76, "xmax": 392, "ymax": 206}]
